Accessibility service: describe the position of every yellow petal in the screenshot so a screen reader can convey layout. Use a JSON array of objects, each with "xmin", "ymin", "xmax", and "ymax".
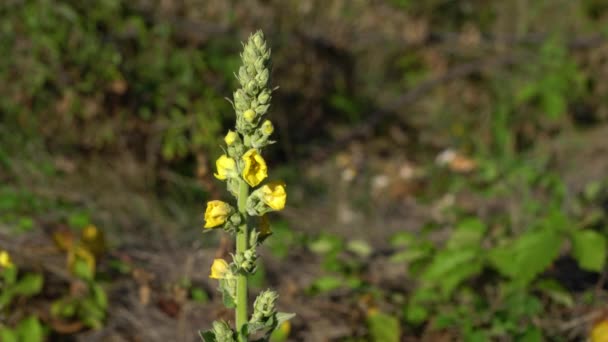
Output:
[
  {"xmin": 224, "ymin": 131, "xmax": 238, "ymax": 146},
  {"xmin": 0, "ymin": 250, "xmax": 13, "ymax": 268},
  {"xmin": 261, "ymin": 181, "xmax": 287, "ymax": 210},
  {"xmin": 214, "ymin": 155, "xmax": 237, "ymax": 180},
  {"xmin": 209, "ymin": 259, "xmax": 230, "ymax": 279},
  {"xmin": 204, "ymin": 200, "xmax": 232, "ymax": 229},
  {"xmin": 242, "ymin": 149, "xmax": 268, "ymax": 187},
  {"xmin": 592, "ymin": 320, "xmax": 608, "ymax": 342},
  {"xmin": 244, "ymin": 109, "xmax": 256, "ymax": 122}
]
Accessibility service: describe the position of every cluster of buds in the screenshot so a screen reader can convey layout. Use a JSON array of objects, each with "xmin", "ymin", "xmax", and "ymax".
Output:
[
  {"xmin": 250, "ymin": 290, "xmax": 278, "ymax": 325},
  {"xmin": 233, "ymin": 246, "xmax": 258, "ymax": 274},
  {"xmin": 200, "ymin": 30, "xmax": 293, "ymax": 341}
]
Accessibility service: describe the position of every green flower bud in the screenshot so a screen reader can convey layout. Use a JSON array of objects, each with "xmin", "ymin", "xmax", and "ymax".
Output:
[
  {"xmin": 256, "ymin": 69, "xmax": 269, "ymax": 87},
  {"xmin": 212, "ymin": 320, "xmax": 235, "ymax": 342},
  {"xmin": 234, "ymin": 247, "xmax": 257, "ymax": 274},
  {"xmin": 238, "ymin": 67, "xmax": 251, "ymax": 87},
  {"xmin": 257, "ymin": 90, "xmax": 271, "ymax": 105},
  {"xmin": 234, "ymin": 89, "xmax": 250, "ymax": 111},
  {"xmin": 253, "ymin": 32, "xmax": 266, "ymax": 50},
  {"xmin": 254, "ymin": 59, "xmax": 266, "ymax": 73},
  {"xmin": 246, "ymin": 80, "xmax": 258, "ymax": 95},
  {"xmin": 255, "ymin": 104, "xmax": 270, "ymax": 115},
  {"xmin": 250, "ymin": 290, "xmax": 279, "ymax": 324}
]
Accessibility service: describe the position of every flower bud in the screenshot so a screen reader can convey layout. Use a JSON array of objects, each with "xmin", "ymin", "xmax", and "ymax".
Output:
[
  {"xmin": 250, "ymin": 290, "xmax": 278, "ymax": 324},
  {"xmin": 234, "ymin": 89, "xmax": 250, "ymax": 111},
  {"xmin": 209, "ymin": 259, "xmax": 231, "ymax": 279},
  {"xmin": 224, "ymin": 131, "xmax": 238, "ymax": 146},
  {"xmin": 261, "ymin": 120, "xmax": 274, "ymax": 136},
  {"xmin": 212, "ymin": 320, "xmax": 235, "ymax": 342},
  {"xmin": 238, "ymin": 67, "xmax": 251, "ymax": 87},
  {"xmin": 256, "ymin": 69, "xmax": 269, "ymax": 87},
  {"xmin": 246, "ymin": 80, "xmax": 258, "ymax": 95},
  {"xmin": 0, "ymin": 250, "xmax": 14, "ymax": 268},
  {"xmin": 253, "ymin": 32, "xmax": 265, "ymax": 50},
  {"xmin": 250, "ymin": 99, "xmax": 259, "ymax": 109},
  {"xmin": 243, "ymin": 109, "xmax": 257, "ymax": 123},
  {"xmin": 254, "ymin": 59, "xmax": 266, "ymax": 73},
  {"xmin": 234, "ymin": 247, "xmax": 257, "ymax": 273},
  {"xmin": 257, "ymin": 90, "xmax": 271, "ymax": 105},
  {"xmin": 255, "ymin": 104, "xmax": 270, "ymax": 115}
]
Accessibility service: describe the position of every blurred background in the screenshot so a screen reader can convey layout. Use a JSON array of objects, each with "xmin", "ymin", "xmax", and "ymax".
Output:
[{"xmin": 1, "ymin": 0, "xmax": 608, "ymax": 341}]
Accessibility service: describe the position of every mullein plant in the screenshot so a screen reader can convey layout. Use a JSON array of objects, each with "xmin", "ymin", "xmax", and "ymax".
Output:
[{"xmin": 200, "ymin": 30, "xmax": 294, "ymax": 342}]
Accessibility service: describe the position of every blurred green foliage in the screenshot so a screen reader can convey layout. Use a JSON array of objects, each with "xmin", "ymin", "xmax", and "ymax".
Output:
[{"xmin": 1, "ymin": 0, "xmax": 232, "ymax": 160}]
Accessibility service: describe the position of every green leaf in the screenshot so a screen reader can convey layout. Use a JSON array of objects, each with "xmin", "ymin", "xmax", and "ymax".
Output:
[
  {"xmin": 389, "ymin": 246, "xmax": 430, "ymax": 263},
  {"xmin": 67, "ymin": 212, "xmax": 91, "ymax": 229},
  {"xmin": 73, "ymin": 258, "xmax": 94, "ymax": 281},
  {"xmin": 91, "ymin": 283, "xmax": 108, "ymax": 310},
  {"xmin": 308, "ymin": 234, "xmax": 343, "ymax": 255},
  {"xmin": 535, "ymin": 279, "xmax": 574, "ymax": 308},
  {"xmin": 489, "ymin": 228, "xmax": 563, "ymax": 285},
  {"xmin": 571, "ymin": 230, "xmax": 606, "ymax": 272},
  {"xmin": 347, "ymin": 239, "xmax": 373, "ymax": 258},
  {"xmin": 390, "ymin": 231, "xmax": 416, "ymax": 247},
  {"xmin": 404, "ymin": 303, "xmax": 428, "ymax": 325},
  {"xmin": 3, "ymin": 266, "xmax": 18, "ymax": 285},
  {"xmin": 309, "ymin": 275, "xmax": 343, "ymax": 293},
  {"xmin": 275, "ymin": 312, "xmax": 295, "ymax": 326},
  {"xmin": 51, "ymin": 299, "xmax": 77, "ymax": 318},
  {"xmin": 13, "ymin": 273, "xmax": 43, "ymax": 297},
  {"xmin": 17, "ymin": 316, "xmax": 45, "ymax": 342},
  {"xmin": 421, "ymin": 248, "xmax": 482, "ymax": 296},
  {"xmin": 191, "ymin": 287, "xmax": 209, "ymax": 303},
  {"xmin": 198, "ymin": 330, "xmax": 216, "ymax": 342},
  {"xmin": 541, "ymin": 91, "xmax": 566, "ymax": 119},
  {"xmin": 519, "ymin": 327, "xmax": 543, "ymax": 342},
  {"xmin": 367, "ymin": 311, "xmax": 401, "ymax": 342},
  {"xmin": 447, "ymin": 218, "xmax": 487, "ymax": 249},
  {"xmin": 464, "ymin": 330, "xmax": 488, "ymax": 342},
  {"xmin": 218, "ymin": 279, "xmax": 236, "ymax": 309},
  {"xmin": 0, "ymin": 327, "xmax": 18, "ymax": 342}
]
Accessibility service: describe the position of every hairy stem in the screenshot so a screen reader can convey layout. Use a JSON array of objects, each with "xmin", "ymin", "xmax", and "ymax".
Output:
[{"xmin": 236, "ymin": 179, "xmax": 249, "ymax": 341}]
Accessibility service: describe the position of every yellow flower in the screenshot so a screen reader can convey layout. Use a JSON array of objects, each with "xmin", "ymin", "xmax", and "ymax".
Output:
[
  {"xmin": 209, "ymin": 259, "xmax": 230, "ymax": 279},
  {"xmin": 214, "ymin": 155, "xmax": 237, "ymax": 180},
  {"xmin": 261, "ymin": 120, "xmax": 274, "ymax": 135},
  {"xmin": 67, "ymin": 245, "xmax": 96, "ymax": 277},
  {"xmin": 592, "ymin": 320, "xmax": 608, "ymax": 342},
  {"xmin": 224, "ymin": 130, "xmax": 238, "ymax": 145},
  {"xmin": 81, "ymin": 224, "xmax": 106, "ymax": 256},
  {"xmin": 260, "ymin": 181, "xmax": 287, "ymax": 210},
  {"xmin": 0, "ymin": 250, "xmax": 13, "ymax": 268},
  {"xmin": 242, "ymin": 149, "xmax": 267, "ymax": 187},
  {"xmin": 244, "ymin": 109, "xmax": 256, "ymax": 122},
  {"xmin": 258, "ymin": 215, "xmax": 272, "ymax": 237},
  {"xmin": 204, "ymin": 200, "xmax": 232, "ymax": 228}
]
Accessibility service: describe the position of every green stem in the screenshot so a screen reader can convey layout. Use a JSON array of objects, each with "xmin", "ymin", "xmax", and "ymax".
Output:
[{"xmin": 236, "ymin": 179, "xmax": 249, "ymax": 341}]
